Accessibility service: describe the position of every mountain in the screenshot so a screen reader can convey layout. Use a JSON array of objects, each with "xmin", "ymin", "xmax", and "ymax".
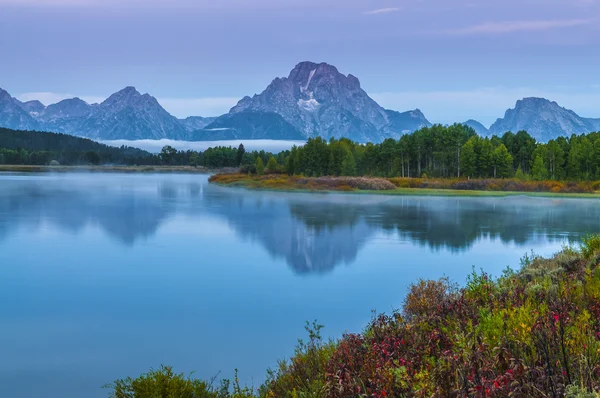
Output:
[
  {"xmin": 0, "ymin": 89, "xmax": 40, "ymax": 131},
  {"xmin": 38, "ymin": 98, "xmax": 96, "ymax": 135},
  {"xmin": 0, "ymin": 87, "xmax": 192, "ymax": 140},
  {"xmin": 19, "ymin": 100, "xmax": 46, "ymax": 116},
  {"xmin": 462, "ymin": 119, "xmax": 489, "ymax": 136},
  {"xmin": 179, "ymin": 116, "xmax": 217, "ymax": 132},
  {"xmin": 77, "ymin": 87, "xmax": 189, "ymax": 140},
  {"xmin": 197, "ymin": 111, "xmax": 304, "ymax": 140},
  {"xmin": 489, "ymin": 98, "xmax": 600, "ymax": 142},
  {"xmin": 201, "ymin": 61, "xmax": 431, "ymax": 142},
  {"xmin": 385, "ymin": 109, "xmax": 431, "ymax": 135}
]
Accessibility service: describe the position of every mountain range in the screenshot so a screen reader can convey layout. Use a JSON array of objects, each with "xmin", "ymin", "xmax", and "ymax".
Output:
[{"xmin": 1, "ymin": 61, "xmax": 600, "ymax": 143}]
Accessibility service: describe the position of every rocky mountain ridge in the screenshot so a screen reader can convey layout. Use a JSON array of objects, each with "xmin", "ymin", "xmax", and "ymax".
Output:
[{"xmin": 2, "ymin": 64, "xmax": 600, "ymax": 142}]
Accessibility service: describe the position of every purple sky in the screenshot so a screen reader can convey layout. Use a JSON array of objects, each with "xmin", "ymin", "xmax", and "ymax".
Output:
[{"xmin": 1, "ymin": 0, "xmax": 599, "ymax": 125}]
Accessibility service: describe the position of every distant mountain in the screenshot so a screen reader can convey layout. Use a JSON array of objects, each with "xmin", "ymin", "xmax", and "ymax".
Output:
[
  {"xmin": 462, "ymin": 119, "xmax": 489, "ymax": 136},
  {"xmin": 489, "ymin": 98, "xmax": 600, "ymax": 141},
  {"xmin": 385, "ymin": 109, "xmax": 431, "ymax": 135},
  {"xmin": 7, "ymin": 70, "xmax": 600, "ymax": 143},
  {"xmin": 0, "ymin": 87, "xmax": 193, "ymax": 140},
  {"xmin": 19, "ymin": 100, "xmax": 46, "ymax": 116},
  {"xmin": 198, "ymin": 111, "xmax": 304, "ymax": 140},
  {"xmin": 38, "ymin": 98, "xmax": 96, "ymax": 135},
  {"xmin": 0, "ymin": 89, "xmax": 40, "ymax": 131},
  {"xmin": 77, "ymin": 87, "xmax": 189, "ymax": 140},
  {"xmin": 201, "ymin": 61, "xmax": 431, "ymax": 142}
]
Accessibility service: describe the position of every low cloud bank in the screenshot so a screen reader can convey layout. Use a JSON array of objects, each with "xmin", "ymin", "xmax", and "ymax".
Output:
[{"xmin": 100, "ymin": 139, "xmax": 306, "ymax": 154}]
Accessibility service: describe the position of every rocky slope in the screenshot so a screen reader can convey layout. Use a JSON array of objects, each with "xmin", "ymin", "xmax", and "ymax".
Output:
[
  {"xmin": 76, "ymin": 87, "xmax": 188, "ymax": 140},
  {"xmin": 179, "ymin": 116, "xmax": 217, "ymax": 132},
  {"xmin": 0, "ymin": 89, "xmax": 40, "ymax": 131},
  {"xmin": 1, "ymin": 87, "xmax": 191, "ymax": 140}
]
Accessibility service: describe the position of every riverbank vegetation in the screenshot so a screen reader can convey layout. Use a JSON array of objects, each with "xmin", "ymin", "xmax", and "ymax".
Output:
[
  {"xmin": 108, "ymin": 239, "xmax": 600, "ymax": 397},
  {"xmin": 5, "ymin": 126, "xmax": 600, "ymax": 184},
  {"xmin": 209, "ymin": 173, "xmax": 598, "ymax": 194},
  {"xmin": 4, "ymin": 124, "xmax": 600, "ymax": 186},
  {"xmin": 224, "ymin": 126, "xmax": 600, "ymax": 182}
]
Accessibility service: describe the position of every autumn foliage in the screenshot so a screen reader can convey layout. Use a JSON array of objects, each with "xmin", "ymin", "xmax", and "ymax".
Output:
[
  {"xmin": 262, "ymin": 244, "xmax": 600, "ymax": 397},
  {"xmin": 210, "ymin": 173, "xmax": 598, "ymax": 194},
  {"xmin": 389, "ymin": 177, "xmax": 596, "ymax": 193}
]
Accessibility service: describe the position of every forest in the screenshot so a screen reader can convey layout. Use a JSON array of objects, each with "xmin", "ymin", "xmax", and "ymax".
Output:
[
  {"xmin": 183, "ymin": 125, "xmax": 600, "ymax": 182},
  {"xmin": 3, "ymin": 125, "xmax": 600, "ymax": 183},
  {"xmin": 268, "ymin": 126, "xmax": 600, "ymax": 182},
  {"xmin": 0, "ymin": 128, "xmax": 156, "ymax": 166}
]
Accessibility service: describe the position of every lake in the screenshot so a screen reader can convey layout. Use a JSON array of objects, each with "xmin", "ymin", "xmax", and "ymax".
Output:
[{"xmin": 1, "ymin": 173, "xmax": 599, "ymax": 397}]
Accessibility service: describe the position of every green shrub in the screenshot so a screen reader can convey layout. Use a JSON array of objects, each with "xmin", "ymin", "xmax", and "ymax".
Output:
[
  {"xmin": 581, "ymin": 234, "xmax": 600, "ymax": 259},
  {"xmin": 105, "ymin": 365, "xmax": 254, "ymax": 398}
]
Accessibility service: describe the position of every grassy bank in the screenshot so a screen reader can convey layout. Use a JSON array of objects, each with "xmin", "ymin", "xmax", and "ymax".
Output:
[
  {"xmin": 108, "ymin": 239, "xmax": 600, "ymax": 397},
  {"xmin": 0, "ymin": 165, "xmax": 235, "ymax": 174},
  {"xmin": 209, "ymin": 173, "xmax": 600, "ymax": 198}
]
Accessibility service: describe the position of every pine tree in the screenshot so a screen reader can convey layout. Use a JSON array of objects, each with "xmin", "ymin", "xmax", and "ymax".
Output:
[{"xmin": 236, "ymin": 143, "xmax": 246, "ymax": 166}]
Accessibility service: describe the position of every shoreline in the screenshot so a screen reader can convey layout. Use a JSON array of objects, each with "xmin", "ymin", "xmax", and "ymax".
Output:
[
  {"xmin": 0, "ymin": 165, "xmax": 234, "ymax": 174},
  {"xmin": 110, "ymin": 244, "xmax": 600, "ymax": 396},
  {"xmin": 209, "ymin": 173, "xmax": 600, "ymax": 199}
]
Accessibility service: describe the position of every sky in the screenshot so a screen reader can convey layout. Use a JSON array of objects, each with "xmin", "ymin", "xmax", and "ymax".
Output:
[{"xmin": 1, "ymin": 0, "xmax": 599, "ymax": 126}]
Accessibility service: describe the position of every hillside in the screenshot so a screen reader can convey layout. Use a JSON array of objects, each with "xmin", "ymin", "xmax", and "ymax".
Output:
[{"xmin": 0, "ymin": 127, "xmax": 154, "ymax": 165}]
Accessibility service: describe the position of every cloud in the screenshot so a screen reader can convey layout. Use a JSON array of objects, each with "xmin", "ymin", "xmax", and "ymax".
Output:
[
  {"xmin": 364, "ymin": 7, "xmax": 400, "ymax": 15},
  {"xmin": 99, "ymin": 139, "xmax": 305, "ymax": 154},
  {"xmin": 441, "ymin": 19, "xmax": 593, "ymax": 35}
]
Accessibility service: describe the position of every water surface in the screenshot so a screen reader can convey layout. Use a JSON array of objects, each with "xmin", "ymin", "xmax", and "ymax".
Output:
[{"xmin": 1, "ymin": 173, "xmax": 598, "ymax": 397}]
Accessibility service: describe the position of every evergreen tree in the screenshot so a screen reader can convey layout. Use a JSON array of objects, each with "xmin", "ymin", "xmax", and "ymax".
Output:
[
  {"xmin": 189, "ymin": 153, "xmax": 200, "ymax": 167},
  {"xmin": 236, "ymin": 143, "xmax": 246, "ymax": 166}
]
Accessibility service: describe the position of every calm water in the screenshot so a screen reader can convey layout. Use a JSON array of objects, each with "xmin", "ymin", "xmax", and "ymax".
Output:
[{"xmin": 1, "ymin": 173, "xmax": 599, "ymax": 397}]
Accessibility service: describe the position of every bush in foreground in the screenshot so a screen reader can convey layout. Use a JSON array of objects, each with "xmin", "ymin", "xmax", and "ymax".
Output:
[{"xmin": 108, "ymin": 240, "xmax": 600, "ymax": 397}]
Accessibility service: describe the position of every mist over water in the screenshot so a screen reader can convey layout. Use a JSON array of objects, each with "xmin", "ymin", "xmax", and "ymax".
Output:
[
  {"xmin": 1, "ymin": 173, "xmax": 599, "ymax": 397},
  {"xmin": 101, "ymin": 139, "xmax": 306, "ymax": 153}
]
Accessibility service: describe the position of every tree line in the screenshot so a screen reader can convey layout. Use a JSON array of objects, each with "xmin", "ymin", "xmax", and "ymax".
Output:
[
  {"xmin": 4, "ymin": 125, "xmax": 600, "ymax": 181},
  {"xmin": 262, "ymin": 126, "xmax": 600, "ymax": 181},
  {"xmin": 0, "ymin": 128, "xmax": 156, "ymax": 166}
]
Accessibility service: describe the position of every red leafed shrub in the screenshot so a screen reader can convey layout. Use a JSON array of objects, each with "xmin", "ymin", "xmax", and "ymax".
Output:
[{"xmin": 261, "ymin": 247, "xmax": 600, "ymax": 397}]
